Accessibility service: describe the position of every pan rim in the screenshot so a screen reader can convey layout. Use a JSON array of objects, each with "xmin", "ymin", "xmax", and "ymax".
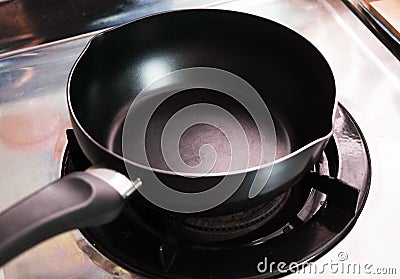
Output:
[{"xmin": 66, "ymin": 8, "xmax": 337, "ymax": 177}]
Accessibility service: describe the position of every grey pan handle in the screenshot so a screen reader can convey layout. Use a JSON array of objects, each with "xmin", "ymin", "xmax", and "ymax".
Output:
[{"xmin": 0, "ymin": 169, "xmax": 139, "ymax": 266}]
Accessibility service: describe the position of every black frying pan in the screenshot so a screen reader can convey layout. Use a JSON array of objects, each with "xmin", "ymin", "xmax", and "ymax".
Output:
[{"xmin": 0, "ymin": 9, "xmax": 336, "ymax": 266}]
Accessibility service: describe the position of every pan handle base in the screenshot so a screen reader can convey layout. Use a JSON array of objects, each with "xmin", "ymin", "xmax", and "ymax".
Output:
[{"xmin": 0, "ymin": 170, "xmax": 135, "ymax": 266}]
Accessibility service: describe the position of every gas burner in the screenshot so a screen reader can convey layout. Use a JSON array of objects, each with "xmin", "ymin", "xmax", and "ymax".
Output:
[
  {"xmin": 61, "ymin": 104, "xmax": 370, "ymax": 278},
  {"xmin": 180, "ymin": 191, "xmax": 289, "ymax": 241},
  {"xmin": 120, "ymin": 189, "xmax": 292, "ymax": 243}
]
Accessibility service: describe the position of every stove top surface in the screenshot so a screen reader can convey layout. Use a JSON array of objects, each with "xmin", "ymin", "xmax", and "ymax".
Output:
[{"xmin": 0, "ymin": 0, "xmax": 399, "ymax": 278}]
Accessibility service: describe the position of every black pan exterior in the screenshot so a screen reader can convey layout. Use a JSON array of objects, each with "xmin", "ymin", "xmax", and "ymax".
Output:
[{"xmin": 68, "ymin": 9, "xmax": 336, "ymax": 215}]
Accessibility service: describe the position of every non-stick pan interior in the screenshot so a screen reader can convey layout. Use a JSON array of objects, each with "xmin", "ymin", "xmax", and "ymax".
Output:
[
  {"xmin": 69, "ymin": 9, "xmax": 336, "ymax": 173},
  {"xmin": 106, "ymin": 88, "xmax": 292, "ymax": 173}
]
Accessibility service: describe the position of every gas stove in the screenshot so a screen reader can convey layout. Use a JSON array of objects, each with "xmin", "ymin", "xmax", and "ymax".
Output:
[
  {"xmin": 0, "ymin": 0, "xmax": 399, "ymax": 278},
  {"xmin": 59, "ymin": 103, "xmax": 369, "ymax": 278}
]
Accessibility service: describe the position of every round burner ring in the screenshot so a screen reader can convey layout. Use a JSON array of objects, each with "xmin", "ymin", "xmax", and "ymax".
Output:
[{"xmin": 178, "ymin": 191, "xmax": 289, "ymax": 242}]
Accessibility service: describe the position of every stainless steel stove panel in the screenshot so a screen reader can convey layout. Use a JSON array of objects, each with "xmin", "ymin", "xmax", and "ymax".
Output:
[{"xmin": 0, "ymin": 0, "xmax": 399, "ymax": 278}]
